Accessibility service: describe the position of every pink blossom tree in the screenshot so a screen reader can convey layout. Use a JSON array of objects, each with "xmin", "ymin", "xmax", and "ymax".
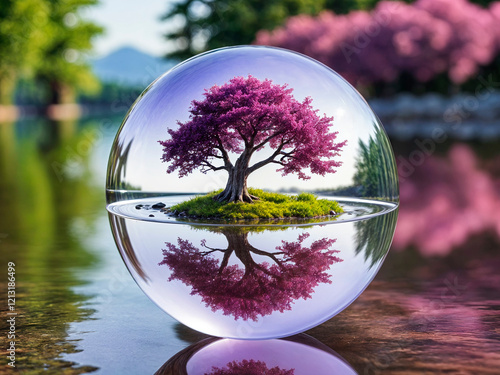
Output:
[
  {"xmin": 255, "ymin": 0, "xmax": 500, "ymax": 88},
  {"xmin": 159, "ymin": 75, "xmax": 346, "ymax": 203},
  {"xmin": 415, "ymin": 0, "xmax": 498, "ymax": 84},
  {"xmin": 159, "ymin": 230, "xmax": 342, "ymax": 321},
  {"xmin": 208, "ymin": 359, "xmax": 295, "ymax": 375}
]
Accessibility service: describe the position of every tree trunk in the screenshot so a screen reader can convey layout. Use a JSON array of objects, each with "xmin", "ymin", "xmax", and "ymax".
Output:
[
  {"xmin": 225, "ymin": 231, "xmax": 250, "ymax": 259},
  {"xmin": 214, "ymin": 167, "xmax": 251, "ymax": 203},
  {"xmin": 0, "ymin": 73, "xmax": 17, "ymax": 106},
  {"xmin": 213, "ymin": 151, "xmax": 258, "ymax": 203},
  {"xmin": 49, "ymin": 80, "xmax": 75, "ymax": 105},
  {"xmin": 227, "ymin": 231, "xmax": 257, "ymax": 279},
  {"xmin": 222, "ymin": 230, "xmax": 281, "ymax": 278}
]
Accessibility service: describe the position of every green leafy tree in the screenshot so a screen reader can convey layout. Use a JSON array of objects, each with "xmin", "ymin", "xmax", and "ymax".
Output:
[
  {"xmin": 353, "ymin": 126, "xmax": 398, "ymax": 200},
  {"xmin": 36, "ymin": 0, "xmax": 103, "ymax": 105},
  {"xmin": 0, "ymin": 0, "xmax": 49, "ymax": 105},
  {"xmin": 162, "ymin": 0, "xmax": 337, "ymax": 60},
  {"xmin": 470, "ymin": 0, "xmax": 499, "ymax": 5},
  {"xmin": 323, "ymin": 0, "xmax": 388, "ymax": 13}
]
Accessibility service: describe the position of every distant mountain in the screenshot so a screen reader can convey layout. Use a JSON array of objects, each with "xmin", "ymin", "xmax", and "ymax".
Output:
[{"xmin": 92, "ymin": 46, "xmax": 175, "ymax": 87}]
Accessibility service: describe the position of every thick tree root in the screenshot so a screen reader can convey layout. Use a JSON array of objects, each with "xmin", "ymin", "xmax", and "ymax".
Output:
[{"xmin": 213, "ymin": 190, "xmax": 260, "ymax": 204}]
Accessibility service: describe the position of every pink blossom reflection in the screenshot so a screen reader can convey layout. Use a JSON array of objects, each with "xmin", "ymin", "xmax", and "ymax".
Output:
[
  {"xmin": 208, "ymin": 359, "xmax": 294, "ymax": 375},
  {"xmin": 159, "ymin": 230, "xmax": 341, "ymax": 321},
  {"xmin": 394, "ymin": 144, "xmax": 500, "ymax": 255}
]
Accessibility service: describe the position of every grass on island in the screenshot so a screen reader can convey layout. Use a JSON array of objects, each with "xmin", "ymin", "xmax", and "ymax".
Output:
[{"xmin": 170, "ymin": 188, "xmax": 343, "ymax": 220}]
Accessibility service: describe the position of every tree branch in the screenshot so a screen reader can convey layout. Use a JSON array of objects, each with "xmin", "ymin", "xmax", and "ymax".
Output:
[
  {"xmin": 247, "ymin": 143, "xmax": 285, "ymax": 175},
  {"xmin": 271, "ymin": 160, "xmax": 285, "ymax": 166},
  {"xmin": 252, "ymin": 130, "xmax": 285, "ymax": 151},
  {"xmin": 252, "ymin": 261, "xmax": 283, "ymax": 276},
  {"xmin": 200, "ymin": 242, "xmax": 233, "ymax": 274},
  {"xmin": 200, "ymin": 240, "xmax": 227, "ymax": 252},
  {"xmin": 199, "ymin": 248, "xmax": 226, "ymax": 256},
  {"xmin": 279, "ymin": 149, "xmax": 297, "ymax": 162},
  {"xmin": 280, "ymin": 149, "xmax": 296, "ymax": 158},
  {"xmin": 250, "ymin": 113, "xmax": 270, "ymax": 143},
  {"xmin": 236, "ymin": 127, "xmax": 250, "ymax": 147},
  {"xmin": 200, "ymin": 160, "xmax": 228, "ymax": 174},
  {"xmin": 249, "ymin": 247, "xmax": 285, "ymax": 268},
  {"xmin": 218, "ymin": 248, "xmax": 233, "ymax": 274},
  {"xmin": 246, "ymin": 115, "xmax": 269, "ymax": 147},
  {"xmin": 214, "ymin": 135, "xmax": 233, "ymax": 168}
]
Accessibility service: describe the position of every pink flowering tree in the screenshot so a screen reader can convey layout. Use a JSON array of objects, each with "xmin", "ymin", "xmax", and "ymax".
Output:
[
  {"xmin": 208, "ymin": 359, "xmax": 295, "ymax": 375},
  {"xmin": 159, "ymin": 229, "xmax": 342, "ymax": 321},
  {"xmin": 256, "ymin": 0, "xmax": 500, "ymax": 88},
  {"xmin": 159, "ymin": 75, "xmax": 346, "ymax": 203}
]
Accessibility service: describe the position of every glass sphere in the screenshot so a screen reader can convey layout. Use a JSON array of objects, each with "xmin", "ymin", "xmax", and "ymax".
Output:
[
  {"xmin": 156, "ymin": 334, "xmax": 356, "ymax": 375},
  {"xmin": 106, "ymin": 46, "xmax": 398, "ymax": 339}
]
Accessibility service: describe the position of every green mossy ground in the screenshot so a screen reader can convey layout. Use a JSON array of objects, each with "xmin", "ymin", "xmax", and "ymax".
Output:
[{"xmin": 170, "ymin": 188, "xmax": 343, "ymax": 220}]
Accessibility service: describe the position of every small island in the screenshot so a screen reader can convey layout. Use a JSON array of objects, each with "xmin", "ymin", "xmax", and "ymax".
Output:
[{"xmin": 168, "ymin": 188, "xmax": 343, "ymax": 220}]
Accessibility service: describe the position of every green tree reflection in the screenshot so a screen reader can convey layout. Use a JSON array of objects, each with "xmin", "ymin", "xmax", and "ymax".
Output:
[
  {"xmin": 0, "ymin": 118, "xmax": 104, "ymax": 373},
  {"xmin": 354, "ymin": 208, "xmax": 398, "ymax": 268},
  {"xmin": 353, "ymin": 126, "xmax": 399, "ymax": 201}
]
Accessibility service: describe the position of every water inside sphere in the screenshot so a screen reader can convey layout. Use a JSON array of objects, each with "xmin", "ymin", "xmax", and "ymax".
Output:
[{"xmin": 106, "ymin": 46, "xmax": 399, "ymax": 339}]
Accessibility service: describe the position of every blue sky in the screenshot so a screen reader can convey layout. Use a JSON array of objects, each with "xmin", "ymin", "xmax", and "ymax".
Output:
[{"xmin": 85, "ymin": 0, "xmax": 177, "ymax": 57}]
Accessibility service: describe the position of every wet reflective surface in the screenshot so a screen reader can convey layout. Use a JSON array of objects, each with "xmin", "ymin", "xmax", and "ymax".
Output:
[{"xmin": 1, "ymin": 117, "xmax": 500, "ymax": 373}]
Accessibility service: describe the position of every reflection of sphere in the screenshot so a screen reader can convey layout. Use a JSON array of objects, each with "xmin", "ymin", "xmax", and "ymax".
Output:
[
  {"xmin": 106, "ymin": 46, "xmax": 399, "ymax": 339},
  {"xmin": 155, "ymin": 334, "xmax": 357, "ymax": 375}
]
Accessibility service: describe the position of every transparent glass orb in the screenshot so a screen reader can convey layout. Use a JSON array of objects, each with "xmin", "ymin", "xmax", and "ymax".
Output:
[
  {"xmin": 106, "ymin": 46, "xmax": 398, "ymax": 339},
  {"xmin": 156, "ymin": 334, "xmax": 356, "ymax": 374}
]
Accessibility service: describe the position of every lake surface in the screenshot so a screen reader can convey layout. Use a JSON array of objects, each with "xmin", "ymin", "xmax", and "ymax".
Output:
[{"xmin": 1, "ymin": 116, "xmax": 499, "ymax": 374}]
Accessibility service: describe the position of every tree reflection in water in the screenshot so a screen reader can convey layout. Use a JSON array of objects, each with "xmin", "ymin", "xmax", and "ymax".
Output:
[
  {"xmin": 355, "ymin": 208, "xmax": 398, "ymax": 268},
  {"xmin": 208, "ymin": 359, "xmax": 294, "ymax": 375},
  {"xmin": 159, "ymin": 228, "xmax": 342, "ymax": 321},
  {"xmin": 395, "ymin": 143, "xmax": 500, "ymax": 255}
]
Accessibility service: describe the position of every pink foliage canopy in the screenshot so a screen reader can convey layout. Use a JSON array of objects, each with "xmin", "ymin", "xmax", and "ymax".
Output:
[
  {"xmin": 159, "ymin": 232, "xmax": 341, "ymax": 321},
  {"xmin": 208, "ymin": 359, "xmax": 294, "ymax": 375},
  {"xmin": 159, "ymin": 75, "xmax": 346, "ymax": 181},
  {"xmin": 256, "ymin": 0, "xmax": 500, "ymax": 85}
]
